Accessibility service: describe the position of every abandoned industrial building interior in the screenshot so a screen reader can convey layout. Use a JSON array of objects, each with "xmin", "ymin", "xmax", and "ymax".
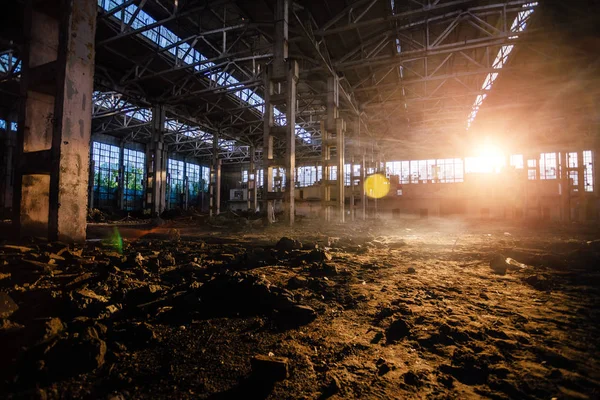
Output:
[{"xmin": 0, "ymin": 0, "xmax": 599, "ymax": 398}]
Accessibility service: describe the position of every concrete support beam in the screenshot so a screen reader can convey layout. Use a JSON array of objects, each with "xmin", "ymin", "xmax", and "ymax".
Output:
[
  {"xmin": 321, "ymin": 76, "xmax": 345, "ymax": 223},
  {"xmin": 13, "ymin": 0, "xmax": 96, "ymax": 242},
  {"xmin": 262, "ymin": 0, "xmax": 298, "ymax": 226},
  {"xmin": 146, "ymin": 105, "xmax": 167, "ymax": 216},
  {"xmin": 210, "ymin": 132, "xmax": 221, "ymax": 216}
]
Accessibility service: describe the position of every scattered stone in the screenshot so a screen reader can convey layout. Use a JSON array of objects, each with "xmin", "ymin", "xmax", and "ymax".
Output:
[
  {"xmin": 490, "ymin": 254, "xmax": 509, "ymax": 275},
  {"xmin": 310, "ymin": 263, "xmax": 338, "ymax": 277},
  {"xmin": 490, "ymin": 254, "xmax": 527, "ymax": 275},
  {"xmin": 75, "ymin": 288, "xmax": 109, "ymax": 303},
  {"xmin": 403, "ymin": 371, "xmax": 422, "ymax": 386},
  {"xmin": 159, "ymin": 252, "xmax": 176, "ymax": 266},
  {"xmin": 0, "ymin": 244, "xmax": 35, "ymax": 253},
  {"xmin": 110, "ymin": 322, "xmax": 156, "ymax": 348},
  {"xmin": 251, "ymin": 354, "xmax": 289, "ymax": 381},
  {"xmin": 275, "ymin": 304, "xmax": 317, "ymax": 327},
  {"xmin": 376, "ymin": 358, "xmax": 391, "ymax": 375},
  {"xmin": 407, "ymin": 267, "xmax": 416, "ymax": 274},
  {"xmin": 287, "ymin": 276, "xmax": 309, "ymax": 289},
  {"xmin": 44, "ymin": 326, "xmax": 106, "ymax": 376},
  {"xmin": 322, "ymin": 373, "xmax": 342, "ymax": 397},
  {"xmin": 305, "ymin": 249, "xmax": 332, "ymax": 263},
  {"xmin": 523, "ymin": 274, "xmax": 552, "ymax": 291},
  {"xmin": 29, "ymin": 317, "xmax": 65, "ymax": 345},
  {"xmin": 386, "ymin": 318, "xmax": 412, "ymax": 343},
  {"xmin": 168, "ymin": 228, "xmax": 181, "ymax": 242},
  {"xmin": 0, "ymin": 318, "xmax": 25, "ymax": 334},
  {"xmin": 0, "ymin": 292, "xmax": 19, "ymax": 319},
  {"xmin": 275, "ymin": 237, "xmax": 302, "ymax": 251}
]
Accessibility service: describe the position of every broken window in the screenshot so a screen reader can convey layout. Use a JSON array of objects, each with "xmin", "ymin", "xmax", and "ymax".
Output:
[
  {"xmin": 583, "ymin": 150, "xmax": 594, "ymax": 192},
  {"xmin": 567, "ymin": 152, "xmax": 579, "ymax": 190}
]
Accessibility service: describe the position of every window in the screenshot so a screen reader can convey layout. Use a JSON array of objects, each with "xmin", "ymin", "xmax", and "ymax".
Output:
[
  {"xmin": 167, "ymin": 159, "xmax": 185, "ymax": 209},
  {"xmin": 510, "ymin": 154, "xmax": 524, "ymax": 169},
  {"xmin": 272, "ymin": 167, "xmax": 286, "ymax": 190},
  {"xmin": 257, "ymin": 169, "xmax": 264, "ymax": 188},
  {"xmin": 344, "ymin": 164, "xmax": 351, "ymax": 186},
  {"xmin": 296, "ymin": 166, "xmax": 318, "ymax": 187},
  {"xmin": 202, "ymin": 166, "xmax": 210, "ymax": 192},
  {"xmin": 91, "ymin": 142, "xmax": 120, "ymax": 209},
  {"xmin": 241, "ymin": 170, "xmax": 248, "ymax": 183},
  {"xmin": 0, "ymin": 119, "xmax": 5, "ymax": 130},
  {"xmin": 527, "ymin": 159, "xmax": 537, "ymax": 180},
  {"xmin": 539, "ymin": 152, "xmax": 557, "ymax": 179},
  {"xmin": 123, "ymin": 148, "xmax": 145, "ymax": 211},
  {"xmin": 186, "ymin": 163, "xmax": 201, "ymax": 206},
  {"xmin": 583, "ymin": 150, "xmax": 594, "ymax": 192},
  {"xmin": 567, "ymin": 152, "xmax": 578, "ymax": 189}
]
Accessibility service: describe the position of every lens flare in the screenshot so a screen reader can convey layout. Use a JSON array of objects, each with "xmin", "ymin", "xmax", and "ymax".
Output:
[
  {"xmin": 104, "ymin": 227, "xmax": 123, "ymax": 254},
  {"xmin": 364, "ymin": 173, "xmax": 390, "ymax": 199}
]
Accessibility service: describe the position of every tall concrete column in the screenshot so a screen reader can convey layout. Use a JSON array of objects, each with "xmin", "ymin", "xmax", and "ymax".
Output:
[
  {"xmin": 13, "ymin": 0, "xmax": 96, "ymax": 242},
  {"xmin": 210, "ymin": 132, "xmax": 221, "ymax": 216},
  {"xmin": 146, "ymin": 105, "xmax": 167, "ymax": 217},
  {"xmin": 262, "ymin": 0, "xmax": 297, "ymax": 225},
  {"xmin": 321, "ymin": 76, "xmax": 344, "ymax": 222}
]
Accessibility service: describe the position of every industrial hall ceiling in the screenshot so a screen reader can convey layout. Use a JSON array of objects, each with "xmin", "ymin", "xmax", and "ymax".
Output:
[{"xmin": 0, "ymin": 0, "xmax": 598, "ymax": 163}]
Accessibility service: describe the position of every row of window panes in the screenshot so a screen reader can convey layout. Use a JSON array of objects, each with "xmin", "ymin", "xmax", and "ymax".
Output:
[
  {"xmin": 167, "ymin": 159, "xmax": 210, "ymax": 209},
  {"xmin": 239, "ymin": 151, "xmax": 594, "ymax": 190},
  {"xmin": 0, "ymin": 120, "xmax": 17, "ymax": 131}
]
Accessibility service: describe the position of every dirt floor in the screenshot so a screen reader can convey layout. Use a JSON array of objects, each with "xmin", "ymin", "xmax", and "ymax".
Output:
[{"xmin": 1, "ymin": 215, "xmax": 600, "ymax": 399}]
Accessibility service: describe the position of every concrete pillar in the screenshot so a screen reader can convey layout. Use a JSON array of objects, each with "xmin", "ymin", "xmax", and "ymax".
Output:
[
  {"xmin": 321, "ymin": 76, "xmax": 344, "ymax": 222},
  {"xmin": 284, "ymin": 62, "xmax": 298, "ymax": 225},
  {"xmin": 146, "ymin": 105, "xmax": 167, "ymax": 216},
  {"xmin": 13, "ymin": 0, "xmax": 96, "ymax": 242},
  {"xmin": 262, "ymin": 0, "xmax": 297, "ymax": 225},
  {"xmin": 210, "ymin": 132, "xmax": 221, "ymax": 216}
]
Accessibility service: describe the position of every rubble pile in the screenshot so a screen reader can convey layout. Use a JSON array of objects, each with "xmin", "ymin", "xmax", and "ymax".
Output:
[
  {"xmin": 0, "ymin": 235, "xmax": 332, "ymax": 396},
  {"xmin": 1, "ymin": 221, "xmax": 599, "ymax": 399}
]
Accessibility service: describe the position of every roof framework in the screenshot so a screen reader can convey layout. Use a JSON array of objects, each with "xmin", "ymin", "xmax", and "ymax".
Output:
[{"xmin": 0, "ymin": 0, "xmax": 598, "ymax": 163}]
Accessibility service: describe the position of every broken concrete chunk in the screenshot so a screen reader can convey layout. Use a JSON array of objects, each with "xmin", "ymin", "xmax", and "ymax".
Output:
[
  {"xmin": 287, "ymin": 276, "xmax": 309, "ymax": 289},
  {"xmin": 44, "ymin": 327, "xmax": 107, "ymax": 376},
  {"xmin": 0, "ymin": 244, "xmax": 34, "ymax": 253},
  {"xmin": 275, "ymin": 237, "xmax": 303, "ymax": 251},
  {"xmin": 0, "ymin": 292, "xmax": 18, "ymax": 319},
  {"xmin": 251, "ymin": 354, "xmax": 289, "ymax": 381},
  {"xmin": 275, "ymin": 304, "xmax": 317, "ymax": 327},
  {"xmin": 305, "ymin": 249, "xmax": 332, "ymax": 263},
  {"xmin": 523, "ymin": 274, "xmax": 552, "ymax": 291},
  {"xmin": 386, "ymin": 318, "xmax": 412, "ymax": 343},
  {"xmin": 75, "ymin": 289, "xmax": 109, "ymax": 303}
]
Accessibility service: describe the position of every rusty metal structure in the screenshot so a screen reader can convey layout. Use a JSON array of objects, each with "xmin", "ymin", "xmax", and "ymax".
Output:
[{"xmin": 0, "ymin": 0, "xmax": 598, "ymax": 238}]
